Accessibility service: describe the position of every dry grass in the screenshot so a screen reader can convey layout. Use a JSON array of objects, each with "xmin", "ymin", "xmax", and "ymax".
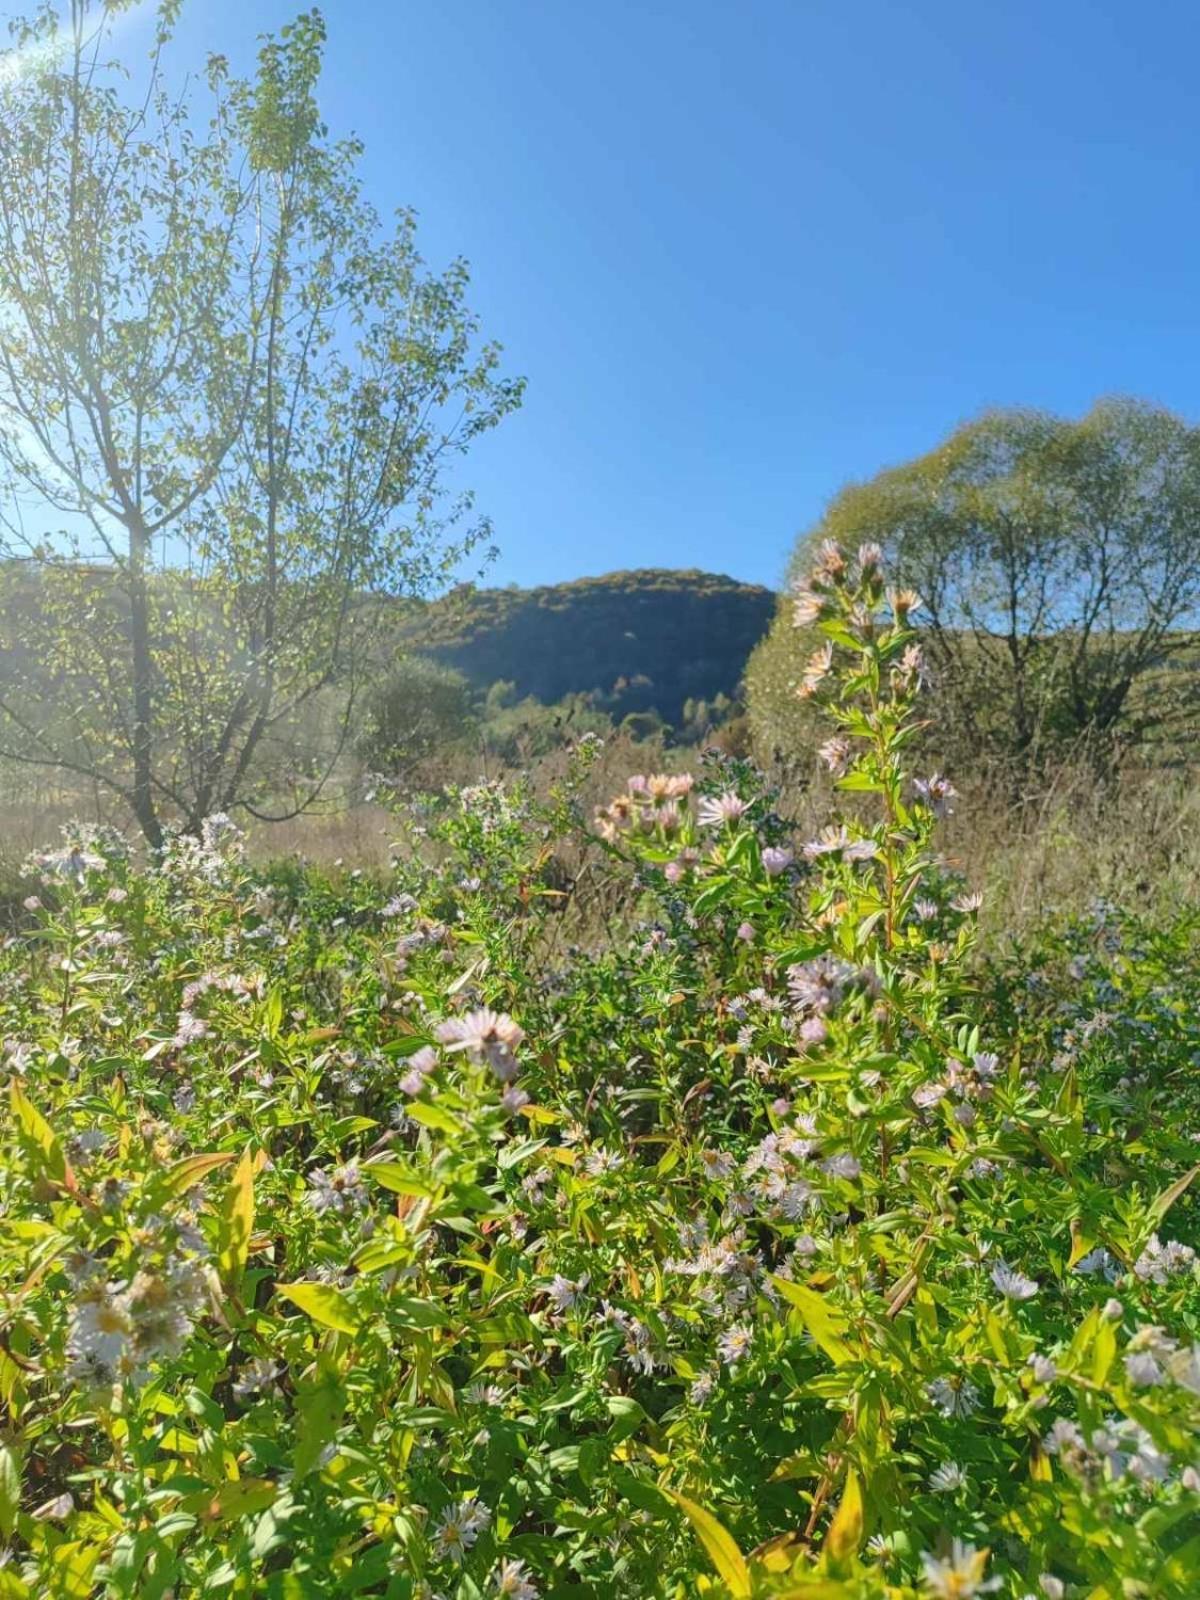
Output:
[{"xmin": 4, "ymin": 741, "xmax": 1199, "ymax": 948}]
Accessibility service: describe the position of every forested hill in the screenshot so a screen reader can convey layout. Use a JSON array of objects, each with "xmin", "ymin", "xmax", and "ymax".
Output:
[{"xmin": 398, "ymin": 568, "xmax": 777, "ymax": 722}]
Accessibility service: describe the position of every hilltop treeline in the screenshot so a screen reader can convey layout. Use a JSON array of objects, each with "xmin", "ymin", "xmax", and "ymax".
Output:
[{"xmin": 398, "ymin": 568, "xmax": 776, "ymax": 724}]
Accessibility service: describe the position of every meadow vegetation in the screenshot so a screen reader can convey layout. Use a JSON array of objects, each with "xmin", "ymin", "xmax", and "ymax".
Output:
[
  {"xmin": 3, "ymin": 544, "xmax": 1200, "ymax": 1598},
  {"xmin": 3, "ymin": 6, "xmax": 1200, "ymax": 1598}
]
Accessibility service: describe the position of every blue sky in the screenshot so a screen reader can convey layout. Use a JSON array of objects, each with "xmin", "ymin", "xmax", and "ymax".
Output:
[{"xmin": 127, "ymin": 0, "xmax": 1200, "ymax": 588}]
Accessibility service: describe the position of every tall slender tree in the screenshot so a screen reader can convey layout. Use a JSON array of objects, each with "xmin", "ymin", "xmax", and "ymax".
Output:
[{"xmin": 0, "ymin": 1, "xmax": 522, "ymax": 842}]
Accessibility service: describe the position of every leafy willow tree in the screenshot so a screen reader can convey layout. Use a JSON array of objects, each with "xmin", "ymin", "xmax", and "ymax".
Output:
[
  {"xmin": 748, "ymin": 399, "xmax": 1200, "ymax": 768},
  {"xmin": 0, "ymin": 1, "xmax": 521, "ymax": 843}
]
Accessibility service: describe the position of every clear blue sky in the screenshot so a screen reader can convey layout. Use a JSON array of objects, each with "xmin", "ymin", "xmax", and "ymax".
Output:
[{"xmin": 133, "ymin": 0, "xmax": 1200, "ymax": 588}]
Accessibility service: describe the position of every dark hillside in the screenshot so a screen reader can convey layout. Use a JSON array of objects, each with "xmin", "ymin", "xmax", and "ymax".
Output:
[{"xmin": 399, "ymin": 568, "xmax": 776, "ymax": 723}]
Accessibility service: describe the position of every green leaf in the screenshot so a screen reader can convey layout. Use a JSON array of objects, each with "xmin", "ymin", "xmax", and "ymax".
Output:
[
  {"xmin": 9, "ymin": 1082, "xmax": 70, "ymax": 1186},
  {"xmin": 293, "ymin": 1364, "xmax": 346, "ymax": 1480},
  {"xmin": 406, "ymin": 1100, "xmax": 462, "ymax": 1135},
  {"xmin": 216, "ymin": 1149, "xmax": 255, "ymax": 1291},
  {"xmin": 823, "ymin": 1468, "xmax": 864, "ymax": 1561},
  {"xmin": 661, "ymin": 1489, "xmax": 752, "ymax": 1598},
  {"xmin": 364, "ymin": 1159, "xmax": 434, "ymax": 1197},
  {"xmin": 158, "ymin": 1151, "xmax": 236, "ymax": 1197},
  {"xmin": 0, "ymin": 1443, "xmax": 20, "ymax": 1537},
  {"xmin": 770, "ymin": 1276, "xmax": 854, "ymax": 1364},
  {"xmin": 1149, "ymin": 1163, "xmax": 1200, "ymax": 1229},
  {"xmin": 275, "ymin": 1282, "xmax": 359, "ymax": 1335}
]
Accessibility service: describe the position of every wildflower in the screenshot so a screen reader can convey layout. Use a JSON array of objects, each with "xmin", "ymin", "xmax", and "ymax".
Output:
[
  {"xmin": 717, "ymin": 1324, "xmax": 753, "ymax": 1365},
  {"xmin": 991, "ymin": 1261, "xmax": 1038, "ymax": 1301},
  {"xmin": 856, "ymin": 540, "xmax": 883, "ymax": 575},
  {"xmin": 844, "ymin": 837, "xmax": 880, "ymax": 862},
  {"xmin": 761, "ymin": 845, "xmax": 794, "ymax": 876},
  {"xmin": 697, "ymin": 791, "xmax": 750, "ymax": 829},
  {"xmin": 889, "ymin": 586, "xmax": 922, "ymax": 617},
  {"xmin": 919, "ymin": 1540, "xmax": 1001, "ymax": 1597},
  {"xmin": 1073, "ymin": 1246, "xmax": 1115, "ymax": 1278},
  {"xmin": 913, "ymin": 774, "xmax": 958, "ymax": 820},
  {"xmin": 436, "ymin": 1008, "xmax": 524, "ymax": 1083},
  {"xmin": 791, "ymin": 586, "xmax": 822, "ymax": 627},
  {"xmin": 1133, "ymin": 1234, "xmax": 1196, "ymax": 1284},
  {"xmin": 435, "ymin": 1498, "xmax": 489, "ymax": 1564},
  {"xmin": 463, "ymin": 1382, "xmax": 505, "ymax": 1407},
  {"xmin": 821, "ymin": 1152, "xmax": 861, "ymax": 1180},
  {"xmin": 913, "ymin": 898, "xmax": 939, "ymax": 921},
  {"xmin": 699, "ymin": 1149, "xmax": 735, "ymax": 1180},
  {"xmin": 307, "ymin": 1162, "xmax": 369, "ymax": 1215},
  {"xmin": 735, "ymin": 921, "xmax": 756, "ymax": 942},
  {"xmin": 1102, "ymin": 1297, "xmax": 1124, "ymax": 1321},
  {"xmin": 1167, "ymin": 1344, "xmax": 1200, "ymax": 1393},
  {"xmin": 689, "ymin": 1369, "xmax": 717, "ymax": 1403},
  {"xmin": 788, "ymin": 954, "xmax": 855, "ymax": 1013},
  {"xmin": 797, "ymin": 641, "xmax": 834, "ymax": 698},
  {"xmin": 1027, "ymin": 1353, "xmax": 1057, "ymax": 1384},
  {"xmin": 232, "ymin": 1358, "xmax": 282, "ymax": 1401},
  {"xmin": 951, "ymin": 890, "xmax": 983, "ymax": 914},
  {"xmin": 813, "ymin": 538, "xmax": 847, "ymax": 579},
  {"xmin": 172, "ymin": 1012, "xmax": 208, "ymax": 1048},
  {"xmin": 493, "ymin": 1559, "xmax": 538, "ymax": 1599},
  {"xmin": 1125, "ymin": 1349, "xmax": 1164, "ymax": 1387},
  {"xmin": 500, "ymin": 1084, "xmax": 530, "ymax": 1116},
  {"xmin": 547, "ymin": 1274, "xmax": 586, "ymax": 1312},
  {"xmin": 926, "ymin": 1375, "xmax": 980, "ymax": 1418},
  {"xmin": 68, "ymin": 1280, "xmax": 135, "ymax": 1380},
  {"xmin": 399, "ymin": 1044, "xmax": 439, "ymax": 1096},
  {"xmin": 928, "ymin": 1461, "xmax": 967, "ymax": 1493}
]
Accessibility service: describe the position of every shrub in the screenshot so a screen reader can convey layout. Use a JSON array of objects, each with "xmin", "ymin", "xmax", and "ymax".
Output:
[{"xmin": 2, "ymin": 545, "xmax": 1200, "ymax": 1597}]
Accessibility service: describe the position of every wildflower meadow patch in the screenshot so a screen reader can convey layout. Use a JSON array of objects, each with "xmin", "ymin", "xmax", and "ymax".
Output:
[{"xmin": 3, "ymin": 545, "xmax": 1200, "ymax": 1598}]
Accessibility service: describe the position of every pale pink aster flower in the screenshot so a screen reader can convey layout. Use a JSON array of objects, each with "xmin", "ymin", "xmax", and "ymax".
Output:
[
  {"xmin": 919, "ymin": 1539, "xmax": 1001, "ymax": 1597},
  {"xmin": 817, "ymin": 736, "xmax": 853, "ymax": 777},
  {"xmin": 791, "ymin": 584, "xmax": 824, "ymax": 627},
  {"xmin": 697, "ymin": 791, "xmax": 750, "ymax": 828},
  {"xmin": 796, "ymin": 641, "xmax": 833, "ymax": 699},
  {"xmin": 436, "ymin": 1008, "xmax": 524, "ymax": 1083},
  {"xmin": 855, "ymin": 541, "xmax": 884, "ymax": 574},
  {"xmin": 913, "ymin": 774, "xmax": 958, "ymax": 819},
  {"xmin": 493, "ymin": 1558, "xmax": 538, "ymax": 1599},
  {"xmin": 991, "ymin": 1261, "xmax": 1038, "ymax": 1301},
  {"xmin": 761, "ymin": 845, "xmax": 794, "ymax": 876},
  {"xmin": 717, "ymin": 1324, "xmax": 753, "ymax": 1365},
  {"xmin": 814, "ymin": 538, "xmax": 846, "ymax": 578}
]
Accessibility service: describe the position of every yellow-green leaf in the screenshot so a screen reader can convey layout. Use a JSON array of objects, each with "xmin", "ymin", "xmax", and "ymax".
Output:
[
  {"xmin": 216, "ymin": 1149, "xmax": 255, "ymax": 1289},
  {"xmin": 770, "ymin": 1277, "xmax": 854, "ymax": 1365},
  {"xmin": 1149, "ymin": 1163, "xmax": 1200, "ymax": 1229},
  {"xmin": 159, "ymin": 1151, "xmax": 236, "ymax": 1197},
  {"xmin": 364, "ymin": 1159, "xmax": 433, "ymax": 1198},
  {"xmin": 662, "ymin": 1489, "xmax": 751, "ymax": 1598},
  {"xmin": 275, "ymin": 1281, "xmax": 359, "ymax": 1335},
  {"xmin": 823, "ymin": 1469, "xmax": 863, "ymax": 1562},
  {"xmin": 9, "ymin": 1082, "xmax": 70, "ymax": 1186},
  {"xmin": 0, "ymin": 1443, "xmax": 20, "ymax": 1537},
  {"xmin": 407, "ymin": 1101, "xmax": 462, "ymax": 1136}
]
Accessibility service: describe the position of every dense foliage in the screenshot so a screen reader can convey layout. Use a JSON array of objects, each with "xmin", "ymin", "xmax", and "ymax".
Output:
[
  {"xmin": 747, "ymin": 399, "xmax": 1200, "ymax": 769},
  {"xmin": 397, "ymin": 569, "xmax": 775, "ymax": 726},
  {"xmin": 3, "ymin": 543, "xmax": 1200, "ymax": 1598}
]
